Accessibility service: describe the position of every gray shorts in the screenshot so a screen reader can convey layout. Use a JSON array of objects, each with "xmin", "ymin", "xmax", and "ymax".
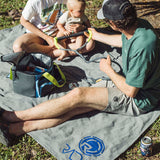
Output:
[{"xmin": 91, "ymin": 80, "xmax": 146, "ymax": 116}]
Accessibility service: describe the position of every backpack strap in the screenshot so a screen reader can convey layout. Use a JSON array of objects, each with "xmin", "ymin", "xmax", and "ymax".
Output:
[{"xmin": 42, "ymin": 62, "xmax": 66, "ymax": 87}]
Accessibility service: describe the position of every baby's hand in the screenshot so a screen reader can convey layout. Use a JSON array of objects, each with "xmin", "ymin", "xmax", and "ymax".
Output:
[{"xmin": 64, "ymin": 30, "xmax": 71, "ymax": 36}]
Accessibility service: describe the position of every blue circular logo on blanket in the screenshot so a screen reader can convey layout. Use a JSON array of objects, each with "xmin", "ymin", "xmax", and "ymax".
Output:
[{"xmin": 79, "ymin": 136, "xmax": 105, "ymax": 157}]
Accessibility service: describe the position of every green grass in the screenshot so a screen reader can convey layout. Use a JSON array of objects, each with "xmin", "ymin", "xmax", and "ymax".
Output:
[
  {"xmin": 0, "ymin": 0, "xmax": 26, "ymax": 30},
  {"xmin": 0, "ymin": 0, "xmax": 107, "ymax": 30},
  {"xmin": 0, "ymin": 0, "xmax": 160, "ymax": 159},
  {"xmin": 0, "ymin": 135, "xmax": 56, "ymax": 160}
]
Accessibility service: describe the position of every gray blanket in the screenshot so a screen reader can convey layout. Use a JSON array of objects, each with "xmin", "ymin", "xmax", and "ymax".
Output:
[{"xmin": 0, "ymin": 25, "xmax": 160, "ymax": 160}]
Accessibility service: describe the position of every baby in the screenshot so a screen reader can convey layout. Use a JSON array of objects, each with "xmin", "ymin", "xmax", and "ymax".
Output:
[{"xmin": 56, "ymin": 0, "xmax": 91, "ymax": 60}]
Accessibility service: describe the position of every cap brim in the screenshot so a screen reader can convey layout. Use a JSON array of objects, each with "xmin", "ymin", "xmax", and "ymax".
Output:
[{"xmin": 97, "ymin": 8, "xmax": 105, "ymax": 19}]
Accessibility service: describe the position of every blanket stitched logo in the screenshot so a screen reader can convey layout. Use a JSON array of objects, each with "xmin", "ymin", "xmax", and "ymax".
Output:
[
  {"xmin": 79, "ymin": 136, "xmax": 105, "ymax": 157},
  {"xmin": 62, "ymin": 136, "xmax": 105, "ymax": 159}
]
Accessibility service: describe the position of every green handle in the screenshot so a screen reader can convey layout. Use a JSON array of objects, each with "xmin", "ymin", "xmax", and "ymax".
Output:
[
  {"xmin": 87, "ymin": 30, "xmax": 92, "ymax": 42},
  {"xmin": 54, "ymin": 37, "xmax": 60, "ymax": 49}
]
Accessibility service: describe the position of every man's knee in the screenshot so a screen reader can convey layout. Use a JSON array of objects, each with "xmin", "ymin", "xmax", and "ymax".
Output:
[{"xmin": 69, "ymin": 87, "xmax": 86, "ymax": 105}]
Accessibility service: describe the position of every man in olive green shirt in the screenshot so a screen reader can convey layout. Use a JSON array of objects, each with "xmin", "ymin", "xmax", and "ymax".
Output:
[{"xmin": 121, "ymin": 18, "xmax": 160, "ymax": 112}]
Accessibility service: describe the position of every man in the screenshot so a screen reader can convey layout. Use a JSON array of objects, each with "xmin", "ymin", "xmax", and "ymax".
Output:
[{"xmin": 0, "ymin": 0, "xmax": 160, "ymax": 146}]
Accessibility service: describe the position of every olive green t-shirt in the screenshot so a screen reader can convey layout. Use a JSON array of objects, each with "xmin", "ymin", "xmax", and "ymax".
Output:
[{"xmin": 122, "ymin": 19, "xmax": 160, "ymax": 111}]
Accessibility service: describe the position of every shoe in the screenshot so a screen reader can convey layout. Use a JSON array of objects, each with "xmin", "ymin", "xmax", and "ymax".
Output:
[{"xmin": 0, "ymin": 122, "xmax": 16, "ymax": 147}]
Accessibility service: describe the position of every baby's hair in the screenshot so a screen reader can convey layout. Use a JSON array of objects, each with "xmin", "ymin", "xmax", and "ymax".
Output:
[
  {"xmin": 67, "ymin": 0, "xmax": 86, "ymax": 9},
  {"xmin": 76, "ymin": 0, "xmax": 85, "ymax": 3},
  {"xmin": 67, "ymin": 0, "xmax": 85, "ymax": 3}
]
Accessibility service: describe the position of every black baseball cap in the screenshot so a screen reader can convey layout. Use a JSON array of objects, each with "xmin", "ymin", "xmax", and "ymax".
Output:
[{"xmin": 97, "ymin": 0, "xmax": 132, "ymax": 20}]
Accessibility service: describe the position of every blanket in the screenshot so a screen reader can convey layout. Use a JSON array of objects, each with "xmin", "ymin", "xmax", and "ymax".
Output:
[{"xmin": 0, "ymin": 25, "xmax": 160, "ymax": 160}]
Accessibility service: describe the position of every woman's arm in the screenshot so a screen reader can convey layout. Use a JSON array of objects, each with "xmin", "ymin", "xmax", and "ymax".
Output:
[{"xmin": 20, "ymin": 16, "xmax": 54, "ymax": 47}]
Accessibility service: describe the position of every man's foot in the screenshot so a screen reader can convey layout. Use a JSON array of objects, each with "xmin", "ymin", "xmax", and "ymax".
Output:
[{"xmin": 0, "ymin": 122, "xmax": 16, "ymax": 147}]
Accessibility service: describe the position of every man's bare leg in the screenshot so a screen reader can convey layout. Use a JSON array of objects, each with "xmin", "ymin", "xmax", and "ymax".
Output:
[
  {"xmin": 9, "ymin": 107, "xmax": 94, "ymax": 136},
  {"xmin": 3, "ymin": 87, "xmax": 108, "ymax": 122},
  {"xmin": 13, "ymin": 33, "xmax": 53, "ymax": 54}
]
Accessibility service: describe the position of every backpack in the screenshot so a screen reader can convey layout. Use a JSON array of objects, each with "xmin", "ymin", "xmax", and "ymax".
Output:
[{"xmin": 1, "ymin": 52, "xmax": 66, "ymax": 98}]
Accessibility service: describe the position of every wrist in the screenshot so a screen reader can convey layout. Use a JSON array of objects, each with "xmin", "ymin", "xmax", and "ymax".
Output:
[
  {"xmin": 60, "ymin": 28, "xmax": 67, "ymax": 32},
  {"xmin": 44, "ymin": 35, "xmax": 50, "ymax": 41},
  {"xmin": 106, "ymin": 67, "xmax": 115, "ymax": 77}
]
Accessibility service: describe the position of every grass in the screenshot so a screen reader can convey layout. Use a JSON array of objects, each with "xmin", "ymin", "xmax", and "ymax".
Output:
[
  {"xmin": 0, "ymin": 0, "xmax": 26, "ymax": 30},
  {"xmin": 0, "ymin": 0, "xmax": 160, "ymax": 159},
  {"xmin": 0, "ymin": 135, "xmax": 56, "ymax": 160}
]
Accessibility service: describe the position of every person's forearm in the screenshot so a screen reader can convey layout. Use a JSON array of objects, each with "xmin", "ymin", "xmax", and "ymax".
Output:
[
  {"xmin": 95, "ymin": 32, "xmax": 122, "ymax": 48},
  {"xmin": 57, "ymin": 24, "xmax": 66, "ymax": 32},
  {"xmin": 106, "ymin": 68, "xmax": 138, "ymax": 97},
  {"xmin": 20, "ymin": 17, "xmax": 48, "ymax": 41}
]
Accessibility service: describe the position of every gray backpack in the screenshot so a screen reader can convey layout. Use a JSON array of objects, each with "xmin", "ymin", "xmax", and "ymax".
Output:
[{"xmin": 1, "ymin": 52, "xmax": 66, "ymax": 97}]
